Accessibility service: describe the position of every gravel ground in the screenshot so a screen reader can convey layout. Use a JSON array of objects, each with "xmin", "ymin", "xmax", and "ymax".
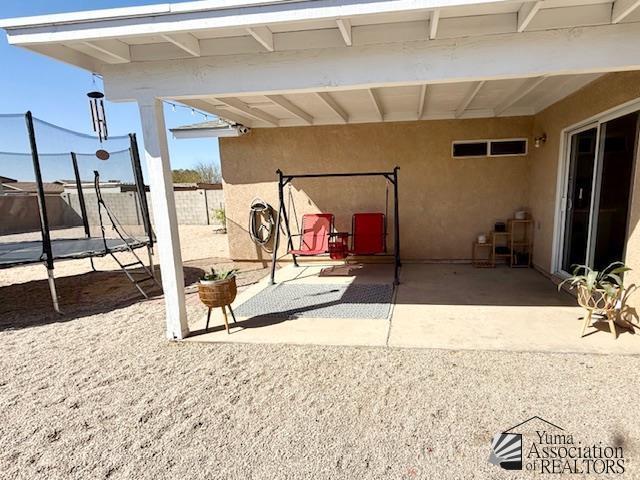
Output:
[{"xmin": 1, "ymin": 233, "xmax": 639, "ymax": 479}]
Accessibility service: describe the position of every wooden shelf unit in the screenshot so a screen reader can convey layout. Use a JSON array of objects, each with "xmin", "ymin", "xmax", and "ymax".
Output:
[
  {"xmin": 472, "ymin": 218, "xmax": 534, "ymax": 268},
  {"xmin": 472, "ymin": 241, "xmax": 494, "ymax": 268},
  {"xmin": 508, "ymin": 219, "xmax": 533, "ymax": 268}
]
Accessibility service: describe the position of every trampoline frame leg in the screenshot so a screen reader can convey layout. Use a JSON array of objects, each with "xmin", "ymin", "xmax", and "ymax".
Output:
[
  {"xmin": 89, "ymin": 257, "xmax": 97, "ymax": 272},
  {"xmin": 47, "ymin": 268, "xmax": 61, "ymax": 314},
  {"xmin": 147, "ymin": 246, "xmax": 155, "ymax": 278}
]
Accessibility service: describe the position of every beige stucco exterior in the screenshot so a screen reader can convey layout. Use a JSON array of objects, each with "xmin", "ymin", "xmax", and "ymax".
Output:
[
  {"xmin": 220, "ymin": 71, "xmax": 640, "ymax": 290},
  {"xmin": 221, "ymin": 117, "xmax": 534, "ymax": 262}
]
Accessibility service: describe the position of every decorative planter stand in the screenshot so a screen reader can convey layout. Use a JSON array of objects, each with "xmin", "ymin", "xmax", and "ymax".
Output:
[
  {"xmin": 577, "ymin": 285, "xmax": 620, "ymax": 339},
  {"xmin": 198, "ymin": 276, "xmax": 238, "ymax": 334}
]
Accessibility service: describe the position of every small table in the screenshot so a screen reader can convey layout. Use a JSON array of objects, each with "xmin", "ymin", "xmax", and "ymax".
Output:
[{"xmin": 472, "ymin": 241, "xmax": 493, "ymax": 268}]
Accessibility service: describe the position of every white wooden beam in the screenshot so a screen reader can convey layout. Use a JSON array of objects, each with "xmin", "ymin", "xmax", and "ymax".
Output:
[
  {"xmin": 216, "ymin": 97, "xmax": 280, "ymax": 125},
  {"xmin": 105, "ymin": 23, "xmax": 640, "ymax": 102},
  {"xmin": 246, "ymin": 26, "xmax": 274, "ymax": 52},
  {"xmin": 137, "ymin": 97, "xmax": 188, "ymax": 340},
  {"xmin": 455, "ymin": 81, "xmax": 485, "ymax": 118},
  {"xmin": 161, "ymin": 33, "xmax": 200, "ymax": 56},
  {"xmin": 517, "ymin": 1, "xmax": 543, "ymax": 32},
  {"xmin": 367, "ymin": 88, "xmax": 384, "ymax": 121},
  {"xmin": 316, "ymin": 92, "xmax": 349, "ymax": 123},
  {"xmin": 417, "ymin": 84, "xmax": 428, "ymax": 119},
  {"xmin": 611, "ymin": 0, "xmax": 640, "ymax": 23},
  {"xmin": 429, "ymin": 10, "xmax": 440, "ymax": 39},
  {"xmin": 83, "ymin": 39, "xmax": 130, "ymax": 63},
  {"xmin": 266, "ymin": 95, "xmax": 313, "ymax": 124},
  {"xmin": 494, "ymin": 76, "xmax": 547, "ymax": 115},
  {"xmin": 336, "ymin": 19, "xmax": 353, "ymax": 46}
]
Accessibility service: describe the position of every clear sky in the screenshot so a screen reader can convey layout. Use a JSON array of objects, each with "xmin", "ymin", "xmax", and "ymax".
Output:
[{"xmin": 0, "ymin": 0, "xmax": 220, "ymax": 181}]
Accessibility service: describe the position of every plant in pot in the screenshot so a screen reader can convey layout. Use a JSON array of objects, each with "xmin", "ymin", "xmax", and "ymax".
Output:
[
  {"xmin": 213, "ymin": 207, "xmax": 227, "ymax": 233},
  {"xmin": 198, "ymin": 268, "xmax": 238, "ymax": 333},
  {"xmin": 558, "ymin": 261, "xmax": 630, "ymax": 338}
]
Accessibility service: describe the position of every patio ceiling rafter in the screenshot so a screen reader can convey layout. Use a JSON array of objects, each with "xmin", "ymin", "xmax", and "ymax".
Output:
[
  {"xmin": 336, "ymin": 19, "xmax": 352, "ymax": 46},
  {"xmin": 368, "ymin": 88, "xmax": 384, "ymax": 121},
  {"xmin": 182, "ymin": 99, "xmax": 256, "ymax": 126},
  {"xmin": 315, "ymin": 92, "xmax": 349, "ymax": 123},
  {"xmin": 246, "ymin": 26, "xmax": 274, "ymax": 51},
  {"xmin": 417, "ymin": 84, "xmax": 429, "ymax": 119},
  {"xmin": 216, "ymin": 97, "xmax": 280, "ymax": 125},
  {"xmin": 517, "ymin": 1, "xmax": 543, "ymax": 32},
  {"xmin": 161, "ymin": 33, "xmax": 201, "ymax": 56},
  {"xmin": 429, "ymin": 10, "xmax": 440, "ymax": 39},
  {"xmin": 494, "ymin": 76, "xmax": 547, "ymax": 115},
  {"xmin": 612, "ymin": 0, "xmax": 640, "ymax": 23},
  {"xmin": 68, "ymin": 39, "xmax": 130, "ymax": 64},
  {"xmin": 455, "ymin": 81, "xmax": 485, "ymax": 118},
  {"xmin": 266, "ymin": 95, "xmax": 314, "ymax": 124}
]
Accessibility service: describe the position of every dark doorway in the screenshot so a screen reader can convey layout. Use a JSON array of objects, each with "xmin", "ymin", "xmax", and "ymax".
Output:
[
  {"xmin": 562, "ymin": 127, "xmax": 597, "ymax": 272},
  {"xmin": 593, "ymin": 111, "xmax": 639, "ymax": 270}
]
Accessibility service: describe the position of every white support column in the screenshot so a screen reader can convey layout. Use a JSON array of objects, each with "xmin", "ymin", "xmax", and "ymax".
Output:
[{"xmin": 137, "ymin": 97, "xmax": 188, "ymax": 340}]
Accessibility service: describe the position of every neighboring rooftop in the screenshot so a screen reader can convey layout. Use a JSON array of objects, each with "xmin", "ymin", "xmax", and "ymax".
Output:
[{"xmin": 0, "ymin": 181, "xmax": 64, "ymax": 194}]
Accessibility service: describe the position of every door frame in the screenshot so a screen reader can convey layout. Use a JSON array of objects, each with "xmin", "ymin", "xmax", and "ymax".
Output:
[{"xmin": 551, "ymin": 97, "xmax": 640, "ymax": 276}]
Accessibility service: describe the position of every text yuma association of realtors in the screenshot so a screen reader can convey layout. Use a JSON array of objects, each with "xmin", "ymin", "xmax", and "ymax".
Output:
[{"xmin": 526, "ymin": 430, "xmax": 624, "ymax": 474}]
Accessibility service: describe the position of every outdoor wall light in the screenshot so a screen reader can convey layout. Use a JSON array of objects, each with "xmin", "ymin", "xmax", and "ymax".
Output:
[{"xmin": 534, "ymin": 133, "xmax": 547, "ymax": 148}]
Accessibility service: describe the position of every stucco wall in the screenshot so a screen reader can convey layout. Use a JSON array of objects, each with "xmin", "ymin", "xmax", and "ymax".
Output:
[
  {"xmin": 220, "ymin": 117, "xmax": 533, "ymax": 262},
  {"xmin": 528, "ymin": 71, "xmax": 640, "ymax": 288}
]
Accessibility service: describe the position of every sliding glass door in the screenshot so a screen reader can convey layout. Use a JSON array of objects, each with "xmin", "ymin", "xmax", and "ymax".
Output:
[
  {"xmin": 561, "ymin": 126, "xmax": 598, "ymax": 272},
  {"xmin": 559, "ymin": 111, "xmax": 639, "ymax": 274}
]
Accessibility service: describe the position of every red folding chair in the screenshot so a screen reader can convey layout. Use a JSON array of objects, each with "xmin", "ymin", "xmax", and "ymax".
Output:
[
  {"xmin": 289, "ymin": 213, "xmax": 334, "ymax": 256},
  {"xmin": 350, "ymin": 213, "xmax": 386, "ymax": 255}
]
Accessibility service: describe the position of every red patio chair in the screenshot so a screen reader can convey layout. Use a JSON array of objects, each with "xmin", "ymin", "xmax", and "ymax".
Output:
[
  {"xmin": 350, "ymin": 213, "xmax": 386, "ymax": 255},
  {"xmin": 289, "ymin": 213, "xmax": 334, "ymax": 256}
]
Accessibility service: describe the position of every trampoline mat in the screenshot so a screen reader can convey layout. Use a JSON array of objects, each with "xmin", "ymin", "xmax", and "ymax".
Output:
[
  {"xmin": 0, "ymin": 237, "xmax": 149, "ymax": 268},
  {"xmin": 233, "ymin": 283, "xmax": 394, "ymax": 320}
]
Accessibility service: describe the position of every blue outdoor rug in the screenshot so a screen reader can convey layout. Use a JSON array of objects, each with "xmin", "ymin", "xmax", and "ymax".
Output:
[{"xmin": 233, "ymin": 283, "xmax": 394, "ymax": 320}]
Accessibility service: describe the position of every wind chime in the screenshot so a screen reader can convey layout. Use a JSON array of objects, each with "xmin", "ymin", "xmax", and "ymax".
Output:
[{"xmin": 87, "ymin": 90, "xmax": 110, "ymax": 160}]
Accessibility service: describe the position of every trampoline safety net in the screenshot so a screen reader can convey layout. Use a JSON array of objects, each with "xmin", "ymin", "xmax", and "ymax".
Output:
[{"xmin": 0, "ymin": 112, "xmax": 154, "ymax": 270}]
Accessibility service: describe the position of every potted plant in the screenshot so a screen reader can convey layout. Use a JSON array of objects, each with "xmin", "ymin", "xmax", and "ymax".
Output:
[
  {"xmin": 558, "ymin": 261, "xmax": 630, "ymax": 338},
  {"xmin": 198, "ymin": 268, "xmax": 238, "ymax": 333},
  {"xmin": 213, "ymin": 207, "xmax": 227, "ymax": 234}
]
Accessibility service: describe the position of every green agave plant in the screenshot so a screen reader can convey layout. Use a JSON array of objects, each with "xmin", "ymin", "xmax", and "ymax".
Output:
[
  {"xmin": 201, "ymin": 267, "xmax": 237, "ymax": 282},
  {"xmin": 558, "ymin": 261, "xmax": 630, "ymax": 299}
]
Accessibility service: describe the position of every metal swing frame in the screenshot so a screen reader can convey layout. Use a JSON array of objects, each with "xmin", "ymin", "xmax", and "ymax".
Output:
[{"xmin": 269, "ymin": 166, "xmax": 401, "ymax": 286}]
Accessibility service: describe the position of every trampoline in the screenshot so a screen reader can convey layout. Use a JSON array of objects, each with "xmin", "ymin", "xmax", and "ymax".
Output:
[
  {"xmin": 0, "ymin": 111, "xmax": 157, "ymax": 312},
  {"xmin": 0, "ymin": 237, "xmax": 150, "ymax": 268}
]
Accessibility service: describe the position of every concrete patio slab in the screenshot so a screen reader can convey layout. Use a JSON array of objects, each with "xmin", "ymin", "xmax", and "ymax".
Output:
[
  {"xmin": 388, "ymin": 264, "xmax": 640, "ymax": 355},
  {"xmin": 186, "ymin": 262, "xmax": 639, "ymax": 354},
  {"xmin": 186, "ymin": 262, "xmax": 393, "ymax": 347}
]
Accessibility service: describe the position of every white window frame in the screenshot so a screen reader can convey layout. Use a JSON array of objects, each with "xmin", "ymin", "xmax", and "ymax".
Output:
[{"xmin": 451, "ymin": 138, "xmax": 528, "ymax": 158}]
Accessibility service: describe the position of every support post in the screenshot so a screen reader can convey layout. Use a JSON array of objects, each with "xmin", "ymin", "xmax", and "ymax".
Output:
[
  {"xmin": 279, "ymin": 175, "xmax": 298, "ymax": 267},
  {"xmin": 70, "ymin": 152, "xmax": 90, "ymax": 238},
  {"xmin": 269, "ymin": 170, "xmax": 284, "ymax": 285},
  {"xmin": 129, "ymin": 134, "xmax": 154, "ymax": 249},
  {"xmin": 137, "ymin": 98, "xmax": 188, "ymax": 339},
  {"xmin": 26, "ymin": 111, "xmax": 60, "ymax": 313},
  {"xmin": 393, "ymin": 166, "xmax": 400, "ymax": 286}
]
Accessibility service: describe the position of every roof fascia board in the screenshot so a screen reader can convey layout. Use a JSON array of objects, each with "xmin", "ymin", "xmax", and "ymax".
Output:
[{"xmin": 1, "ymin": 0, "xmax": 517, "ymax": 42}]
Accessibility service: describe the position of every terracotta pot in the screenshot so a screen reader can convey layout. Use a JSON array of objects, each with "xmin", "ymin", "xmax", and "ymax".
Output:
[{"xmin": 198, "ymin": 276, "xmax": 237, "ymax": 308}]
